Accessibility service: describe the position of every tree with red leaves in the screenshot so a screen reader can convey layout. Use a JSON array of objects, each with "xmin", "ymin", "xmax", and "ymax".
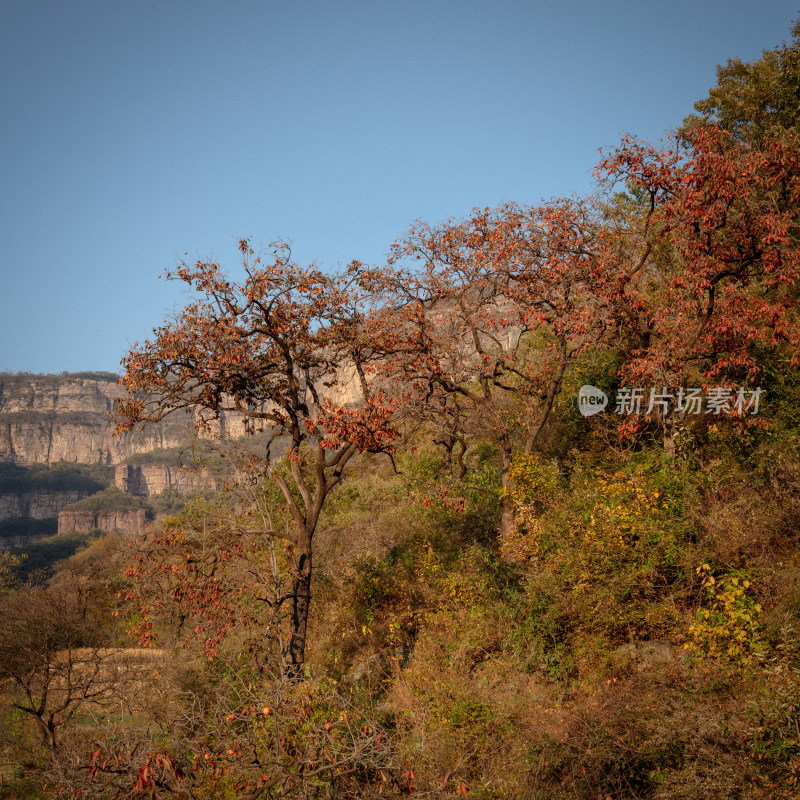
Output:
[
  {"xmin": 361, "ymin": 202, "xmax": 606, "ymax": 547},
  {"xmin": 116, "ymin": 240, "xmax": 397, "ymax": 678},
  {"xmin": 595, "ymin": 125, "xmax": 800, "ymax": 444}
]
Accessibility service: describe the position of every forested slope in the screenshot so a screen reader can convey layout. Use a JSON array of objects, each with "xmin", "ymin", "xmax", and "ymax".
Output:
[{"xmin": 2, "ymin": 20, "xmax": 800, "ymax": 800}]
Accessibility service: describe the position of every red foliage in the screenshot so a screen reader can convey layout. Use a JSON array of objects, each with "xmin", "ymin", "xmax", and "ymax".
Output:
[
  {"xmin": 116, "ymin": 241, "xmax": 400, "ymax": 675},
  {"xmin": 596, "ymin": 126, "xmax": 800, "ymax": 386}
]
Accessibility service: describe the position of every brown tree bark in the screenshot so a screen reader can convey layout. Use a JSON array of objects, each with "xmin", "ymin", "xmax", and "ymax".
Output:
[
  {"xmin": 284, "ymin": 545, "xmax": 313, "ymax": 680},
  {"xmin": 499, "ymin": 442, "xmax": 515, "ymax": 557}
]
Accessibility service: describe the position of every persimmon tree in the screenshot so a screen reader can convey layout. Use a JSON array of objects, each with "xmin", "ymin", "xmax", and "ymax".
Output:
[
  {"xmin": 594, "ymin": 125, "xmax": 800, "ymax": 444},
  {"xmin": 116, "ymin": 240, "xmax": 397, "ymax": 678},
  {"xmin": 361, "ymin": 203, "xmax": 606, "ymax": 545}
]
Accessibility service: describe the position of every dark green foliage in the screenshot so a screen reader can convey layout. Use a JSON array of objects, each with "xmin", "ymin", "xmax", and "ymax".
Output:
[
  {"xmin": 63, "ymin": 486, "xmax": 145, "ymax": 513},
  {"xmin": 0, "ymin": 462, "xmax": 112, "ymax": 494},
  {"xmin": 146, "ymin": 489, "xmax": 188, "ymax": 517},
  {"xmin": 12, "ymin": 531, "xmax": 104, "ymax": 580},
  {"xmin": 501, "ymin": 589, "xmax": 576, "ymax": 683},
  {"xmin": 0, "ymin": 518, "xmax": 56, "ymax": 540},
  {"xmin": 685, "ymin": 17, "xmax": 800, "ymax": 143},
  {"xmin": 62, "ymin": 486, "xmax": 189, "ymax": 520}
]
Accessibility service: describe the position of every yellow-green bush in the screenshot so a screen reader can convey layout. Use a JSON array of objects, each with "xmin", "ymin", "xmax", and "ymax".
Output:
[{"xmin": 685, "ymin": 564, "xmax": 765, "ymax": 666}]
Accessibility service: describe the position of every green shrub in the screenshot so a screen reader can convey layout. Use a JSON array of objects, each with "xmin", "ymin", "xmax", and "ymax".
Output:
[
  {"xmin": 685, "ymin": 565, "xmax": 765, "ymax": 667},
  {"xmin": 63, "ymin": 486, "xmax": 145, "ymax": 513}
]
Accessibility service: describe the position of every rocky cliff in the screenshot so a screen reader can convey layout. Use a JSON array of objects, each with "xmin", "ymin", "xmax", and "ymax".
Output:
[
  {"xmin": 114, "ymin": 463, "xmax": 219, "ymax": 496},
  {"xmin": 0, "ymin": 490, "xmax": 91, "ymax": 521},
  {"xmin": 0, "ymin": 368, "xmax": 365, "ymax": 467},
  {"xmin": 0, "ymin": 373, "xmax": 120, "ymax": 414},
  {"xmin": 58, "ymin": 509, "xmax": 146, "ymax": 535},
  {"xmin": 0, "ymin": 373, "xmax": 195, "ymax": 465}
]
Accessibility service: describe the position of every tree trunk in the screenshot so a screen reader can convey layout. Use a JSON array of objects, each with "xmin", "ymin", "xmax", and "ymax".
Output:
[
  {"xmin": 455, "ymin": 439, "xmax": 467, "ymax": 480},
  {"xmin": 499, "ymin": 445, "xmax": 515, "ymax": 560},
  {"xmin": 441, "ymin": 438, "xmax": 453, "ymax": 472},
  {"xmin": 284, "ymin": 545, "xmax": 312, "ymax": 681},
  {"xmin": 30, "ymin": 712, "xmax": 58, "ymax": 754}
]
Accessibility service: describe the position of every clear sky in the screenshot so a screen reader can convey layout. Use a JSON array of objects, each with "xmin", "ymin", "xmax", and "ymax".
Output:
[{"xmin": 1, "ymin": 0, "xmax": 797, "ymax": 374}]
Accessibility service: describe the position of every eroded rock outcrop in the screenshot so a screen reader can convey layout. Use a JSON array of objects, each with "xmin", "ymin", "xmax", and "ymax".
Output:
[
  {"xmin": 0, "ymin": 490, "xmax": 90, "ymax": 521},
  {"xmin": 0, "ymin": 373, "xmax": 195, "ymax": 465},
  {"xmin": 0, "ymin": 368, "xmax": 367, "ymax": 468},
  {"xmin": 114, "ymin": 464, "xmax": 219, "ymax": 497},
  {"xmin": 58, "ymin": 509, "xmax": 146, "ymax": 535}
]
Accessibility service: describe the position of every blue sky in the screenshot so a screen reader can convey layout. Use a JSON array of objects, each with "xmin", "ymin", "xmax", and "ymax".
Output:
[{"xmin": 1, "ymin": 0, "xmax": 797, "ymax": 374}]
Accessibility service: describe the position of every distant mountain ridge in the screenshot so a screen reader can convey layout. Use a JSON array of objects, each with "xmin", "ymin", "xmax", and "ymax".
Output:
[{"xmin": 0, "ymin": 372, "xmax": 194, "ymax": 465}]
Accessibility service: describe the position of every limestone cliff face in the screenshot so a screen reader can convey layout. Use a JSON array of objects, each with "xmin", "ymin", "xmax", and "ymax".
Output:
[
  {"xmin": 0, "ymin": 414, "xmax": 194, "ymax": 465},
  {"xmin": 0, "ymin": 373, "xmax": 121, "ymax": 414},
  {"xmin": 0, "ymin": 373, "xmax": 194, "ymax": 465},
  {"xmin": 0, "ymin": 490, "xmax": 90, "ymax": 521},
  {"xmin": 0, "ymin": 369, "xmax": 362, "ymax": 468},
  {"xmin": 58, "ymin": 509, "xmax": 146, "ymax": 535},
  {"xmin": 115, "ymin": 464, "xmax": 219, "ymax": 496}
]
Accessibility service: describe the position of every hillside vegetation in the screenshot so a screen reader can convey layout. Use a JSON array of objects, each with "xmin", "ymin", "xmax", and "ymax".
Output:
[
  {"xmin": 2, "ymin": 22, "xmax": 800, "ymax": 800},
  {"xmin": 0, "ymin": 463, "xmax": 112, "ymax": 495}
]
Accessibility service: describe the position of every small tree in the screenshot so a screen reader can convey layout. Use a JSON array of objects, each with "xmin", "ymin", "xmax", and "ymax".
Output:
[
  {"xmin": 0, "ymin": 575, "xmax": 135, "ymax": 757},
  {"xmin": 116, "ymin": 240, "xmax": 397, "ymax": 677},
  {"xmin": 50, "ymin": 655, "xmax": 398, "ymax": 800}
]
